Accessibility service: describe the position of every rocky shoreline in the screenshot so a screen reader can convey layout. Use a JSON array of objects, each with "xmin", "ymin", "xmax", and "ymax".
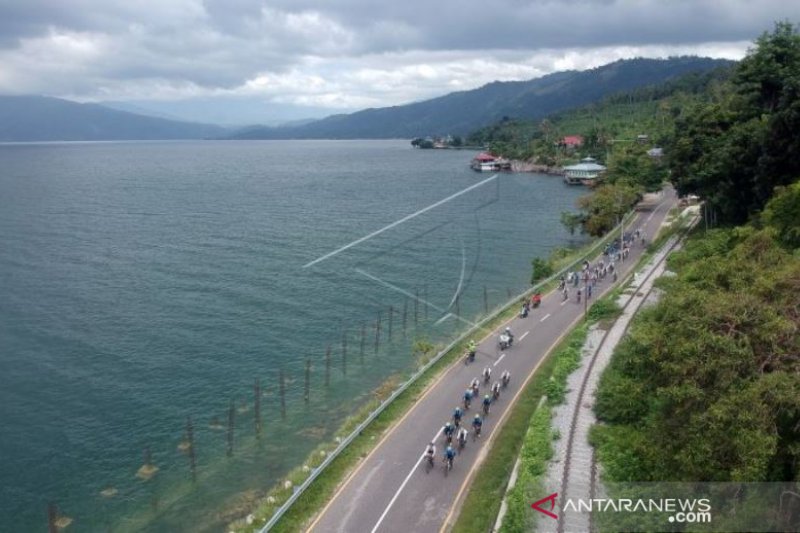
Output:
[{"xmin": 509, "ymin": 159, "xmax": 565, "ymax": 175}]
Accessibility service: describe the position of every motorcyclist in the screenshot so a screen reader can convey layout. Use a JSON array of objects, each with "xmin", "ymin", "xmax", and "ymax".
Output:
[
  {"xmin": 504, "ymin": 327, "xmax": 514, "ymax": 346},
  {"xmin": 532, "ymin": 292, "xmax": 542, "ymax": 308},
  {"xmin": 472, "ymin": 414, "xmax": 483, "ymax": 437}
]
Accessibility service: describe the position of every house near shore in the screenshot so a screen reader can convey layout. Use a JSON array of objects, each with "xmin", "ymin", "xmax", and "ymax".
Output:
[
  {"xmin": 557, "ymin": 135, "xmax": 584, "ymax": 150},
  {"xmin": 563, "ymin": 156, "xmax": 606, "ymax": 186}
]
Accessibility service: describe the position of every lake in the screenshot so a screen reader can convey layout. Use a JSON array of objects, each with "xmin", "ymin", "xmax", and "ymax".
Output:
[{"xmin": 0, "ymin": 140, "xmax": 586, "ymax": 531}]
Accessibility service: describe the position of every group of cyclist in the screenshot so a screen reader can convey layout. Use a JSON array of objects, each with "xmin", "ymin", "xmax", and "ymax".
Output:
[{"xmin": 425, "ymin": 348, "xmax": 512, "ymax": 473}]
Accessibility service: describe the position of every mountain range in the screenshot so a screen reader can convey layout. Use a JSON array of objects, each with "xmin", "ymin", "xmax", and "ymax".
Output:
[{"xmin": 0, "ymin": 57, "xmax": 733, "ymax": 142}]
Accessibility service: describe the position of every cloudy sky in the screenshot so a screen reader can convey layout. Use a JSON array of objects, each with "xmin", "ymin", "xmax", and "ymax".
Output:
[{"xmin": 1, "ymin": 0, "xmax": 798, "ymax": 124}]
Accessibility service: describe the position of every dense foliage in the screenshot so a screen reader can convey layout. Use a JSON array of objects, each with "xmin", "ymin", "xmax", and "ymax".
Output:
[
  {"xmin": 593, "ymin": 219, "xmax": 800, "ymax": 482},
  {"xmin": 669, "ymin": 22, "xmax": 800, "ymax": 224}
]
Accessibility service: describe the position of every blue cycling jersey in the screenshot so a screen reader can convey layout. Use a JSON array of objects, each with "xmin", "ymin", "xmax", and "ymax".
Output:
[{"xmin": 445, "ymin": 449, "xmax": 456, "ymax": 459}]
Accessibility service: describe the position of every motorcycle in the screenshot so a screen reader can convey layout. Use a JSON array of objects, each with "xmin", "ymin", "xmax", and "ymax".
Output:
[
  {"xmin": 499, "ymin": 334, "xmax": 511, "ymax": 350},
  {"xmin": 532, "ymin": 294, "xmax": 542, "ymax": 308}
]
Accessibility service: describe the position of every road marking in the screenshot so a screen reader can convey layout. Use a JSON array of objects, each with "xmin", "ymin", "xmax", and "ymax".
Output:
[
  {"xmin": 493, "ymin": 353, "xmax": 506, "ymax": 367},
  {"xmin": 519, "ymin": 331, "xmax": 530, "ymax": 341},
  {"xmin": 304, "ymin": 173, "xmax": 499, "ymax": 268},
  {"xmin": 371, "ymin": 428, "xmax": 443, "ymax": 533},
  {"xmin": 560, "ymin": 299, "xmax": 568, "ymax": 306},
  {"xmin": 540, "ymin": 313, "xmax": 551, "ymax": 322}
]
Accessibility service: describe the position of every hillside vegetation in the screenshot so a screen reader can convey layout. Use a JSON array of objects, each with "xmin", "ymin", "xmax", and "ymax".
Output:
[
  {"xmin": 591, "ymin": 22, "xmax": 800, "ymax": 485},
  {"xmin": 228, "ymin": 57, "xmax": 730, "ymax": 140}
]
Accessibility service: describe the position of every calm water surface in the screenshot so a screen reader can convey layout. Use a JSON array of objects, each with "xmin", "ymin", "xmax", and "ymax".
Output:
[{"xmin": 0, "ymin": 140, "xmax": 586, "ymax": 531}]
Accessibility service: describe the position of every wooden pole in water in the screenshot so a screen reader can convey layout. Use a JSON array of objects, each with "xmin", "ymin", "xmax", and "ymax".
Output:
[
  {"xmin": 484, "ymin": 286, "xmax": 488, "ymax": 314},
  {"xmin": 375, "ymin": 310, "xmax": 382, "ymax": 354},
  {"xmin": 47, "ymin": 503, "xmax": 57, "ymax": 533},
  {"xmin": 254, "ymin": 378, "xmax": 262, "ymax": 436},
  {"xmin": 325, "ymin": 344, "xmax": 331, "ymax": 387},
  {"xmin": 360, "ymin": 322, "xmax": 366, "ymax": 363},
  {"xmin": 341, "ymin": 326, "xmax": 347, "ymax": 375},
  {"xmin": 388, "ymin": 305, "xmax": 393, "ymax": 341},
  {"xmin": 304, "ymin": 358, "xmax": 311, "ymax": 403},
  {"xmin": 227, "ymin": 400, "xmax": 234, "ymax": 457},
  {"xmin": 187, "ymin": 416, "xmax": 197, "ymax": 481},
  {"xmin": 402, "ymin": 299, "xmax": 407, "ymax": 336},
  {"xmin": 279, "ymin": 368, "xmax": 286, "ymax": 420},
  {"xmin": 414, "ymin": 288, "xmax": 419, "ymax": 325}
]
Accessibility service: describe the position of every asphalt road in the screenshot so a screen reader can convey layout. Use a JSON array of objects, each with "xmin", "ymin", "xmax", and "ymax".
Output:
[{"xmin": 306, "ymin": 188, "xmax": 677, "ymax": 533}]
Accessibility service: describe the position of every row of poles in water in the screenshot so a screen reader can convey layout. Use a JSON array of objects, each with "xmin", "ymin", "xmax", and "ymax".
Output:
[{"xmin": 47, "ymin": 285, "xmax": 517, "ymax": 531}]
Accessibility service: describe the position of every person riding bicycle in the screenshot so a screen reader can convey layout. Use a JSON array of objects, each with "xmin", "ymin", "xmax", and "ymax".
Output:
[
  {"xmin": 482, "ymin": 366, "xmax": 491, "ymax": 384},
  {"xmin": 457, "ymin": 427, "xmax": 468, "ymax": 448},
  {"xmin": 453, "ymin": 406, "xmax": 463, "ymax": 426},
  {"xmin": 472, "ymin": 414, "xmax": 483, "ymax": 436},
  {"xmin": 491, "ymin": 381, "xmax": 500, "ymax": 400},
  {"xmin": 463, "ymin": 388, "xmax": 472, "ymax": 409},
  {"xmin": 444, "ymin": 445, "xmax": 456, "ymax": 467},
  {"xmin": 425, "ymin": 442, "xmax": 436, "ymax": 467},
  {"xmin": 471, "ymin": 377, "xmax": 480, "ymax": 396},
  {"xmin": 501, "ymin": 370, "xmax": 510, "ymax": 387},
  {"xmin": 443, "ymin": 421, "xmax": 455, "ymax": 442},
  {"xmin": 577, "ymin": 288, "xmax": 582, "ymax": 303},
  {"xmin": 483, "ymin": 394, "xmax": 492, "ymax": 415}
]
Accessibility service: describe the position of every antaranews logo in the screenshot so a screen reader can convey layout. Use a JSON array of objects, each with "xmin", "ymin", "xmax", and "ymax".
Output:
[
  {"xmin": 531, "ymin": 492, "xmax": 559, "ymax": 519},
  {"xmin": 531, "ymin": 493, "xmax": 712, "ymax": 525}
]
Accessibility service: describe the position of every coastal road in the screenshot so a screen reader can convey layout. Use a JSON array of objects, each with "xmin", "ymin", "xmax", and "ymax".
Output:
[{"xmin": 305, "ymin": 188, "xmax": 677, "ymax": 533}]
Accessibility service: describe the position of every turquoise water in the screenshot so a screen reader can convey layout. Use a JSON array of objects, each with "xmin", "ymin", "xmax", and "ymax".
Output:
[{"xmin": 0, "ymin": 140, "xmax": 586, "ymax": 531}]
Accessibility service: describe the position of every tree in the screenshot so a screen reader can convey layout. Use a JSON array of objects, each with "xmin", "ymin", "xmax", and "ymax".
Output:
[{"xmin": 761, "ymin": 181, "xmax": 800, "ymax": 250}]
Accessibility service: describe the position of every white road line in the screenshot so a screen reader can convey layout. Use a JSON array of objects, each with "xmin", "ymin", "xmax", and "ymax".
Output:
[
  {"xmin": 371, "ymin": 428, "xmax": 443, "ymax": 533},
  {"xmin": 304, "ymin": 174, "xmax": 499, "ymax": 268},
  {"xmin": 519, "ymin": 331, "xmax": 530, "ymax": 341},
  {"xmin": 540, "ymin": 313, "xmax": 551, "ymax": 322},
  {"xmin": 435, "ymin": 313, "xmax": 452, "ymax": 325},
  {"xmin": 493, "ymin": 352, "xmax": 507, "ymax": 367},
  {"xmin": 560, "ymin": 299, "xmax": 568, "ymax": 306}
]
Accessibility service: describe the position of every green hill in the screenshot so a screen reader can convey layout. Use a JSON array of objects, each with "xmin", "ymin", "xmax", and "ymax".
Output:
[{"xmin": 228, "ymin": 57, "xmax": 732, "ymax": 140}]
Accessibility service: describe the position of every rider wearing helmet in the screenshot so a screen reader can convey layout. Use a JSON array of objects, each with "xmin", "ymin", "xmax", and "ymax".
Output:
[
  {"xmin": 426, "ymin": 442, "xmax": 436, "ymax": 458},
  {"xmin": 472, "ymin": 414, "xmax": 483, "ymax": 436},
  {"xmin": 483, "ymin": 394, "xmax": 491, "ymax": 414},
  {"xmin": 444, "ymin": 444, "xmax": 456, "ymax": 464},
  {"xmin": 453, "ymin": 406, "xmax": 463, "ymax": 425},
  {"xmin": 443, "ymin": 421, "xmax": 454, "ymax": 440},
  {"xmin": 457, "ymin": 427, "xmax": 468, "ymax": 447},
  {"xmin": 504, "ymin": 327, "xmax": 514, "ymax": 344}
]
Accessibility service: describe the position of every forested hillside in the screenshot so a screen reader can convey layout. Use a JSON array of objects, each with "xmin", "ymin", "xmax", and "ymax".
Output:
[
  {"xmin": 228, "ymin": 57, "xmax": 730, "ymax": 140},
  {"xmin": 591, "ymin": 22, "xmax": 800, "ymax": 486}
]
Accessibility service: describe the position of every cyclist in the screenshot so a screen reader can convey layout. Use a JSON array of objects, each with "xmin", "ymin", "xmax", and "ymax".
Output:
[
  {"xmin": 443, "ymin": 421, "xmax": 455, "ymax": 444},
  {"xmin": 483, "ymin": 394, "xmax": 492, "ymax": 415},
  {"xmin": 471, "ymin": 377, "xmax": 480, "ymax": 397},
  {"xmin": 463, "ymin": 388, "xmax": 473, "ymax": 409},
  {"xmin": 425, "ymin": 442, "xmax": 436, "ymax": 464},
  {"xmin": 577, "ymin": 288, "xmax": 582, "ymax": 303},
  {"xmin": 501, "ymin": 370, "xmax": 511, "ymax": 388},
  {"xmin": 457, "ymin": 426, "xmax": 468, "ymax": 451},
  {"xmin": 491, "ymin": 381, "xmax": 501, "ymax": 401},
  {"xmin": 453, "ymin": 406, "xmax": 463, "ymax": 427},
  {"xmin": 482, "ymin": 366, "xmax": 492, "ymax": 384},
  {"xmin": 467, "ymin": 340, "xmax": 477, "ymax": 362},
  {"xmin": 472, "ymin": 414, "xmax": 483, "ymax": 438},
  {"xmin": 444, "ymin": 445, "xmax": 456, "ymax": 470}
]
